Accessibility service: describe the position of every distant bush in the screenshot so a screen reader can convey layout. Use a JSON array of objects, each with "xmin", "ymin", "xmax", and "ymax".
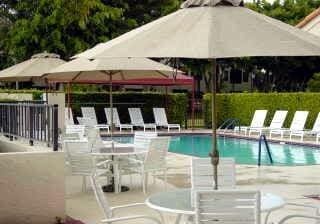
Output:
[
  {"xmin": 307, "ymin": 73, "xmax": 320, "ymax": 92},
  {"xmin": 203, "ymin": 93, "xmax": 320, "ymax": 129}
]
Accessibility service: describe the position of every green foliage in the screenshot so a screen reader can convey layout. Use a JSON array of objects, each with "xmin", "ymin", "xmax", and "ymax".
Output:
[
  {"xmin": 70, "ymin": 92, "xmax": 187, "ymax": 126},
  {"xmin": 307, "ymin": 73, "xmax": 320, "ymax": 92},
  {"xmin": 0, "ymin": 0, "xmax": 180, "ymax": 69},
  {"xmin": 0, "ymin": 89, "xmax": 43, "ymax": 100},
  {"xmin": 203, "ymin": 93, "xmax": 320, "ymax": 129},
  {"xmin": 246, "ymin": 0, "xmax": 320, "ymax": 25}
]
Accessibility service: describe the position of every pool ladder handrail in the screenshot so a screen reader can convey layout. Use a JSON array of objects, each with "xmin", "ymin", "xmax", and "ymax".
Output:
[
  {"xmin": 218, "ymin": 118, "xmax": 241, "ymax": 134},
  {"xmin": 258, "ymin": 134, "xmax": 273, "ymax": 166}
]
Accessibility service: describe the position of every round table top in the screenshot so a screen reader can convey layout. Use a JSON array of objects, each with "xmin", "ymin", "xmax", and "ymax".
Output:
[
  {"xmin": 146, "ymin": 189, "xmax": 285, "ymax": 215},
  {"xmin": 92, "ymin": 142, "xmax": 147, "ymax": 156}
]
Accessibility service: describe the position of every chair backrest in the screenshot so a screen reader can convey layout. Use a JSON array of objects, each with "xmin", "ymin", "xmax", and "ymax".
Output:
[
  {"xmin": 77, "ymin": 117, "xmax": 97, "ymax": 128},
  {"xmin": 128, "ymin": 108, "xmax": 145, "ymax": 125},
  {"xmin": 249, "ymin": 110, "xmax": 267, "ymax": 128},
  {"xmin": 86, "ymin": 128, "xmax": 104, "ymax": 153},
  {"xmin": 191, "ymin": 157, "xmax": 235, "ymax": 205},
  {"xmin": 290, "ymin": 111, "xmax": 309, "ymax": 131},
  {"xmin": 143, "ymin": 137, "xmax": 170, "ymax": 170},
  {"xmin": 195, "ymin": 190, "xmax": 261, "ymax": 224},
  {"xmin": 65, "ymin": 107, "xmax": 74, "ymax": 125},
  {"xmin": 64, "ymin": 140, "xmax": 94, "ymax": 176},
  {"xmin": 312, "ymin": 112, "xmax": 320, "ymax": 132},
  {"xmin": 133, "ymin": 131, "xmax": 158, "ymax": 150},
  {"xmin": 90, "ymin": 175, "xmax": 112, "ymax": 219},
  {"xmin": 81, "ymin": 107, "xmax": 98, "ymax": 125},
  {"xmin": 269, "ymin": 110, "xmax": 288, "ymax": 129},
  {"xmin": 153, "ymin": 108, "xmax": 169, "ymax": 126},
  {"xmin": 65, "ymin": 125, "xmax": 86, "ymax": 139},
  {"xmin": 104, "ymin": 108, "xmax": 121, "ymax": 125}
]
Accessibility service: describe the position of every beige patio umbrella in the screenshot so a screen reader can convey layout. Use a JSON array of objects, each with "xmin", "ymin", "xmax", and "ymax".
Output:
[
  {"xmin": 42, "ymin": 57, "xmax": 181, "ymax": 143},
  {"xmin": 73, "ymin": 0, "xmax": 320, "ymax": 189},
  {"xmin": 0, "ymin": 52, "xmax": 65, "ymax": 82}
]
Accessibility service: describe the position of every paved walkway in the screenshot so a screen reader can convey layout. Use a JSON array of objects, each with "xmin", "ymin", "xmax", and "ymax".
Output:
[{"xmin": 66, "ymin": 152, "xmax": 320, "ymax": 224}]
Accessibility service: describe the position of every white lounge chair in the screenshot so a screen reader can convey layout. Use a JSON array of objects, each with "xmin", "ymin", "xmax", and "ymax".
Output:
[
  {"xmin": 195, "ymin": 190, "xmax": 261, "ymax": 224},
  {"xmin": 65, "ymin": 107, "xmax": 74, "ymax": 125},
  {"xmin": 90, "ymin": 174, "xmax": 162, "ymax": 224},
  {"xmin": 239, "ymin": 110, "xmax": 268, "ymax": 136},
  {"xmin": 191, "ymin": 157, "xmax": 235, "ymax": 206},
  {"xmin": 81, "ymin": 107, "xmax": 110, "ymax": 131},
  {"xmin": 266, "ymin": 110, "xmax": 288, "ymax": 133},
  {"xmin": 104, "ymin": 108, "xmax": 133, "ymax": 132},
  {"xmin": 124, "ymin": 137, "xmax": 170, "ymax": 194},
  {"xmin": 65, "ymin": 124, "xmax": 86, "ymax": 139},
  {"xmin": 128, "ymin": 108, "xmax": 156, "ymax": 132},
  {"xmin": 303, "ymin": 112, "xmax": 320, "ymax": 143},
  {"xmin": 153, "ymin": 108, "xmax": 181, "ymax": 132},
  {"xmin": 270, "ymin": 111, "xmax": 309, "ymax": 141}
]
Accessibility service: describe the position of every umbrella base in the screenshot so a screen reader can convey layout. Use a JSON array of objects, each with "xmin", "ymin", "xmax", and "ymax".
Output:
[{"xmin": 102, "ymin": 184, "xmax": 130, "ymax": 193}]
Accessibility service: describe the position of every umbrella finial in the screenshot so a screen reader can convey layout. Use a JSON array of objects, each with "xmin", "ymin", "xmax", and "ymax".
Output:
[{"xmin": 181, "ymin": 0, "xmax": 244, "ymax": 8}]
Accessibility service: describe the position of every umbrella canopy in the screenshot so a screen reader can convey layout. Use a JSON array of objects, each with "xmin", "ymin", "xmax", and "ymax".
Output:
[
  {"xmin": 73, "ymin": 0, "xmax": 320, "ymax": 59},
  {"xmin": 43, "ymin": 57, "xmax": 181, "ymax": 82},
  {"xmin": 0, "ymin": 52, "xmax": 66, "ymax": 82},
  {"xmin": 72, "ymin": 0, "xmax": 320, "ymax": 190}
]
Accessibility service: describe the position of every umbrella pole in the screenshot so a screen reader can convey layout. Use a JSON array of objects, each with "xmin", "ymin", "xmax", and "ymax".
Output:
[
  {"xmin": 109, "ymin": 73, "xmax": 114, "ymax": 149},
  {"xmin": 192, "ymin": 79, "xmax": 195, "ymax": 130},
  {"xmin": 210, "ymin": 59, "xmax": 219, "ymax": 190},
  {"xmin": 67, "ymin": 82, "xmax": 71, "ymax": 119}
]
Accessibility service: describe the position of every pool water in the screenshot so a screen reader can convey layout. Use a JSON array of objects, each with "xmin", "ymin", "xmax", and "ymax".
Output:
[{"xmin": 110, "ymin": 135, "xmax": 320, "ymax": 166}]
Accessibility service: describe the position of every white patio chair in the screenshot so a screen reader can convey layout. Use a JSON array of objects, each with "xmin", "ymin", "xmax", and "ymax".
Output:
[
  {"xmin": 65, "ymin": 124, "xmax": 86, "ymax": 139},
  {"xmin": 105, "ymin": 108, "xmax": 133, "ymax": 132},
  {"xmin": 239, "ymin": 110, "xmax": 267, "ymax": 136},
  {"xmin": 65, "ymin": 107, "xmax": 74, "ymax": 125},
  {"xmin": 124, "ymin": 137, "xmax": 170, "ymax": 194},
  {"xmin": 153, "ymin": 107, "xmax": 181, "ymax": 132},
  {"xmin": 64, "ymin": 140, "xmax": 113, "ymax": 192},
  {"xmin": 191, "ymin": 157, "xmax": 235, "ymax": 206},
  {"xmin": 81, "ymin": 107, "xmax": 110, "ymax": 131},
  {"xmin": 195, "ymin": 190, "xmax": 261, "ymax": 224},
  {"xmin": 270, "ymin": 111, "xmax": 309, "ymax": 141},
  {"xmin": 90, "ymin": 174, "xmax": 162, "ymax": 224},
  {"xmin": 265, "ymin": 110, "xmax": 288, "ymax": 134},
  {"xmin": 128, "ymin": 108, "xmax": 157, "ymax": 132},
  {"xmin": 303, "ymin": 112, "xmax": 320, "ymax": 143}
]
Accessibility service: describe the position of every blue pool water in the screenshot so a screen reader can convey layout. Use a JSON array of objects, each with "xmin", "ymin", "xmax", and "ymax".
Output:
[{"xmin": 110, "ymin": 135, "xmax": 320, "ymax": 166}]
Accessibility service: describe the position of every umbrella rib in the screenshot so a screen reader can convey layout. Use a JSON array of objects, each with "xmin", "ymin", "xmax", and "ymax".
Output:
[
  {"xmin": 156, "ymin": 70, "xmax": 170, "ymax": 78},
  {"xmin": 71, "ymin": 71, "xmax": 83, "ymax": 82}
]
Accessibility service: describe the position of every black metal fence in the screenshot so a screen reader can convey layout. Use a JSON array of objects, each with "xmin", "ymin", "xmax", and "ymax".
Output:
[{"xmin": 0, "ymin": 102, "xmax": 59, "ymax": 151}]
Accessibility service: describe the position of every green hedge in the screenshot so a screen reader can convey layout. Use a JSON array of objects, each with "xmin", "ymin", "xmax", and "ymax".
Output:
[
  {"xmin": 203, "ymin": 93, "xmax": 320, "ymax": 129},
  {"xmin": 0, "ymin": 89, "xmax": 44, "ymax": 100},
  {"xmin": 70, "ymin": 92, "xmax": 188, "ymax": 126}
]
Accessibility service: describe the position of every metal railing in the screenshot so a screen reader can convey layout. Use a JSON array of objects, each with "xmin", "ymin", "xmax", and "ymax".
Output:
[
  {"xmin": 0, "ymin": 102, "xmax": 59, "ymax": 151},
  {"xmin": 218, "ymin": 118, "xmax": 240, "ymax": 133},
  {"xmin": 258, "ymin": 134, "xmax": 273, "ymax": 166}
]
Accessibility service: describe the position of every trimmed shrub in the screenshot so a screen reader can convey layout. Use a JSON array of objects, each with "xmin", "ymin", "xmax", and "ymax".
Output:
[
  {"xmin": 70, "ymin": 92, "xmax": 188, "ymax": 126},
  {"xmin": 203, "ymin": 93, "xmax": 320, "ymax": 129}
]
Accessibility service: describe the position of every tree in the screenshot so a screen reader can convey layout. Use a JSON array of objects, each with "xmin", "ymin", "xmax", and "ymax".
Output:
[
  {"xmin": 0, "ymin": 0, "xmax": 181, "ymax": 70},
  {"xmin": 307, "ymin": 73, "xmax": 320, "ymax": 92}
]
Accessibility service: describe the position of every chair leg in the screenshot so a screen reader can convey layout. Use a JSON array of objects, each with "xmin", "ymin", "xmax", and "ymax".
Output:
[
  {"xmin": 82, "ymin": 176, "xmax": 87, "ymax": 192},
  {"xmin": 142, "ymin": 172, "xmax": 146, "ymax": 194},
  {"xmin": 164, "ymin": 170, "xmax": 167, "ymax": 190}
]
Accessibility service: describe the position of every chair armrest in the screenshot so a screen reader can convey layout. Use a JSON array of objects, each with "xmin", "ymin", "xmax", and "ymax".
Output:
[
  {"xmin": 126, "ymin": 157, "xmax": 144, "ymax": 165},
  {"xmin": 95, "ymin": 159, "xmax": 113, "ymax": 167},
  {"xmin": 278, "ymin": 215, "xmax": 320, "ymax": 224},
  {"xmin": 101, "ymin": 215, "xmax": 161, "ymax": 224}
]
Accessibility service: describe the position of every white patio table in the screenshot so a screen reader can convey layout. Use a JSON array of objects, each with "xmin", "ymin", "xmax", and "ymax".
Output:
[
  {"xmin": 146, "ymin": 189, "xmax": 285, "ymax": 224},
  {"xmin": 92, "ymin": 142, "xmax": 147, "ymax": 193}
]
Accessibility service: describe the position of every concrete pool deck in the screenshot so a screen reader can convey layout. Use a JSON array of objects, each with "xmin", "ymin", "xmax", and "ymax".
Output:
[{"xmin": 66, "ymin": 152, "xmax": 320, "ymax": 224}]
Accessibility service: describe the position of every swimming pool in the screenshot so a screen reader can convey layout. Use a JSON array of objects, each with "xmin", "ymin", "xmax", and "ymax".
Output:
[{"xmin": 110, "ymin": 135, "xmax": 320, "ymax": 166}]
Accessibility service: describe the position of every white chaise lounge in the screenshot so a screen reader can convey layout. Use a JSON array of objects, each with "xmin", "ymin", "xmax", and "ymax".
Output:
[{"xmin": 153, "ymin": 107, "xmax": 181, "ymax": 132}]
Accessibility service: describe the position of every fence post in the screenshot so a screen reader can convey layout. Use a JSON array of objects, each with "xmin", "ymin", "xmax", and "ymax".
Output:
[{"xmin": 52, "ymin": 104, "xmax": 59, "ymax": 151}]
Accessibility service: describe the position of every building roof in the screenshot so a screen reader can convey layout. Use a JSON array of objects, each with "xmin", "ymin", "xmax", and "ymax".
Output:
[{"xmin": 296, "ymin": 7, "xmax": 320, "ymax": 28}]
